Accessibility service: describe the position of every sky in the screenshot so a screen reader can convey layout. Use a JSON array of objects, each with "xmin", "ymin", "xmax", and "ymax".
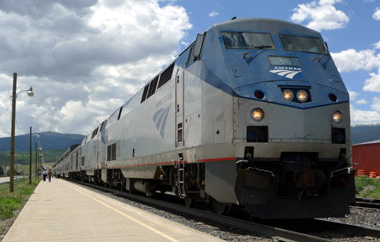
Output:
[{"xmin": 0, "ymin": 0, "xmax": 379, "ymax": 138}]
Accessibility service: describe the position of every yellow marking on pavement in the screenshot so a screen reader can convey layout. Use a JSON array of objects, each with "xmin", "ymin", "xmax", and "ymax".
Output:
[{"xmin": 63, "ymin": 182, "xmax": 180, "ymax": 242}]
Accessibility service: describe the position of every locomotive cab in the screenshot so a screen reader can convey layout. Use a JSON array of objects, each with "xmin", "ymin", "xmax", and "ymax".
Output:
[{"xmin": 198, "ymin": 18, "xmax": 355, "ymax": 218}]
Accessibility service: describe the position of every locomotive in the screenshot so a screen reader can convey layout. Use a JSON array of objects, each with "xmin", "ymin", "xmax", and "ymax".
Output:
[{"xmin": 54, "ymin": 18, "xmax": 355, "ymax": 219}]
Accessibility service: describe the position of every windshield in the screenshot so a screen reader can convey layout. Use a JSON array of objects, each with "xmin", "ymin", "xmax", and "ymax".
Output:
[
  {"xmin": 222, "ymin": 32, "xmax": 275, "ymax": 49},
  {"xmin": 280, "ymin": 35, "xmax": 324, "ymax": 54}
]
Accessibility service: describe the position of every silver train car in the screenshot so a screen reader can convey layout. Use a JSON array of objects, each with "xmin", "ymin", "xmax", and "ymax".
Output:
[{"xmin": 54, "ymin": 18, "xmax": 355, "ymax": 219}]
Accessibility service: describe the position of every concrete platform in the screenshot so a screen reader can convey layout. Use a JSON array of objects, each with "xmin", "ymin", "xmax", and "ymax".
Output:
[{"xmin": 3, "ymin": 179, "xmax": 224, "ymax": 242}]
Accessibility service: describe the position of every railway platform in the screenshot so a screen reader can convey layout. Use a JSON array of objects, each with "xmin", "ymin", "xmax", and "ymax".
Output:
[{"xmin": 3, "ymin": 179, "xmax": 224, "ymax": 242}]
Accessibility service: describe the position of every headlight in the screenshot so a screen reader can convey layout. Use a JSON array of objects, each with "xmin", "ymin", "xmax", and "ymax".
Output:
[
  {"xmin": 333, "ymin": 111, "xmax": 343, "ymax": 123},
  {"xmin": 283, "ymin": 89, "xmax": 293, "ymax": 101},
  {"xmin": 251, "ymin": 108, "xmax": 264, "ymax": 121},
  {"xmin": 296, "ymin": 90, "xmax": 308, "ymax": 103}
]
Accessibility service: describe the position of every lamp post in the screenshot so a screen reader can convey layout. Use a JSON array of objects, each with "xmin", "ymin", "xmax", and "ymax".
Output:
[
  {"xmin": 29, "ymin": 127, "xmax": 32, "ymax": 184},
  {"xmin": 34, "ymin": 135, "xmax": 40, "ymax": 178},
  {"xmin": 37, "ymin": 147, "xmax": 43, "ymax": 175},
  {"xmin": 10, "ymin": 73, "xmax": 34, "ymax": 192},
  {"xmin": 29, "ymin": 129, "xmax": 40, "ymax": 184}
]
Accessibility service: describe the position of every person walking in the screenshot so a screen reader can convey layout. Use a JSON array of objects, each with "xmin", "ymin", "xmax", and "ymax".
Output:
[
  {"xmin": 42, "ymin": 169, "xmax": 48, "ymax": 181},
  {"xmin": 48, "ymin": 169, "xmax": 53, "ymax": 182}
]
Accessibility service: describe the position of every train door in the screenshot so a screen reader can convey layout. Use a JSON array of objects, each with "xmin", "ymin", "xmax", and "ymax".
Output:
[{"xmin": 175, "ymin": 68, "xmax": 184, "ymax": 147}]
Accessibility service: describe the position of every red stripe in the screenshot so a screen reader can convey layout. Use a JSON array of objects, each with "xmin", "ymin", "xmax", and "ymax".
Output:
[{"xmin": 197, "ymin": 157, "xmax": 236, "ymax": 162}]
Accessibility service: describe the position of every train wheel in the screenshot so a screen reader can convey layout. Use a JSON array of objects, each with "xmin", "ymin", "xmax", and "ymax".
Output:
[
  {"xmin": 184, "ymin": 197, "xmax": 193, "ymax": 208},
  {"xmin": 213, "ymin": 200, "xmax": 227, "ymax": 215}
]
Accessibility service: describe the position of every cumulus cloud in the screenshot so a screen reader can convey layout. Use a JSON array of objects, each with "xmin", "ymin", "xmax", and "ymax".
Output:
[
  {"xmin": 332, "ymin": 48, "xmax": 380, "ymax": 92},
  {"xmin": 371, "ymin": 97, "xmax": 380, "ymax": 111},
  {"xmin": 374, "ymin": 41, "xmax": 380, "ymax": 49},
  {"xmin": 373, "ymin": 7, "xmax": 380, "ymax": 20},
  {"xmin": 331, "ymin": 49, "xmax": 380, "ymax": 72},
  {"xmin": 349, "ymin": 90, "xmax": 359, "ymax": 100},
  {"xmin": 350, "ymin": 104, "xmax": 380, "ymax": 124},
  {"xmin": 363, "ymin": 68, "xmax": 380, "ymax": 92},
  {"xmin": 0, "ymin": 0, "xmax": 191, "ymax": 137},
  {"xmin": 291, "ymin": 0, "xmax": 349, "ymax": 31},
  {"xmin": 209, "ymin": 11, "xmax": 219, "ymax": 17},
  {"xmin": 356, "ymin": 99, "xmax": 368, "ymax": 105}
]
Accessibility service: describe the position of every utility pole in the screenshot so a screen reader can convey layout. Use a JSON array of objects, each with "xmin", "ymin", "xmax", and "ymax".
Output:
[
  {"xmin": 10, "ymin": 73, "xmax": 17, "ymax": 192},
  {"xmin": 35, "ymin": 142, "xmax": 38, "ymax": 178},
  {"xmin": 9, "ymin": 73, "xmax": 34, "ymax": 192},
  {"xmin": 29, "ymin": 126, "xmax": 32, "ymax": 184}
]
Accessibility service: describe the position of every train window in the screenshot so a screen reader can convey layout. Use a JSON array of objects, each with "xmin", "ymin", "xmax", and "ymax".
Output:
[
  {"xmin": 221, "ymin": 32, "xmax": 274, "ymax": 49},
  {"xmin": 280, "ymin": 35, "xmax": 324, "ymax": 54},
  {"xmin": 141, "ymin": 83, "xmax": 150, "ymax": 103},
  {"xmin": 117, "ymin": 106, "xmax": 123, "ymax": 120},
  {"xmin": 107, "ymin": 145, "xmax": 111, "ymax": 161},
  {"xmin": 107, "ymin": 143, "xmax": 117, "ymax": 161},
  {"xmin": 147, "ymin": 76, "xmax": 159, "ymax": 99},
  {"xmin": 177, "ymin": 123, "xmax": 183, "ymax": 143},
  {"xmin": 157, "ymin": 63, "xmax": 174, "ymax": 89},
  {"xmin": 99, "ymin": 121, "xmax": 105, "ymax": 132},
  {"xmin": 91, "ymin": 128, "xmax": 99, "ymax": 139}
]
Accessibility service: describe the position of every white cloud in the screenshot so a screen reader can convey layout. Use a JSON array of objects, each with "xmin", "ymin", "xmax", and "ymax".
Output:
[
  {"xmin": 372, "ymin": 97, "xmax": 380, "ymax": 111},
  {"xmin": 363, "ymin": 67, "xmax": 380, "ymax": 92},
  {"xmin": 373, "ymin": 7, "xmax": 380, "ymax": 20},
  {"xmin": 331, "ymin": 49, "xmax": 380, "ymax": 72},
  {"xmin": 349, "ymin": 90, "xmax": 359, "ymax": 100},
  {"xmin": 374, "ymin": 41, "xmax": 380, "ymax": 49},
  {"xmin": 350, "ymin": 104, "xmax": 380, "ymax": 124},
  {"xmin": 356, "ymin": 99, "xmax": 368, "ymax": 104},
  {"xmin": 0, "ymin": 0, "xmax": 192, "ymax": 137},
  {"xmin": 291, "ymin": 0, "xmax": 349, "ymax": 31},
  {"xmin": 209, "ymin": 11, "xmax": 219, "ymax": 17}
]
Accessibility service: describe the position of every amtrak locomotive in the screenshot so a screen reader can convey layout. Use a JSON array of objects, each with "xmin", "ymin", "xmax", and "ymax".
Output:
[{"xmin": 54, "ymin": 18, "xmax": 355, "ymax": 219}]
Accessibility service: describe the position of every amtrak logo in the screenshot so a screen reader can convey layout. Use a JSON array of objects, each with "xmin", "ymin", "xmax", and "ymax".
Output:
[
  {"xmin": 153, "ymin": 105, "xmax": 171, "ymax": 138},
  {"xmin": 270, "ymin": 67, "xmax": 302, "ymax": 79}
]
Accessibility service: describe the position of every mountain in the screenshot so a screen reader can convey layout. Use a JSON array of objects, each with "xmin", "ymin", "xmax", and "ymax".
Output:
[
  {"xmin": 0, "ymin": 131, "xmax": 85, "ymax": 152},
  {"xmin": 0, "ymin": 124, "xmax": 379, "ymax": 152},
  {"xmin": 351, "ymin": 124, "xmax": 380, "ymax": 144}
]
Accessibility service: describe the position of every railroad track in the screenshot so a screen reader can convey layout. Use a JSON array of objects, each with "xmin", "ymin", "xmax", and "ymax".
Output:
[
  {"xmin": 70, "ymin": 180, "xmax": 380, "ymax": 242},
  {"xmin": 353, "ymin": 197, "xmax": 380, "ymax": 209}
]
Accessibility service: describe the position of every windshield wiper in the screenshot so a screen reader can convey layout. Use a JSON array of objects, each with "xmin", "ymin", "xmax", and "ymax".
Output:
[
  {"xmin": 313, "ymin": 42, "xmax": 329, "ymax": 62},
  {"xmin": 243, "ymin": 45, "xmax": 273, "ymax": 59}
]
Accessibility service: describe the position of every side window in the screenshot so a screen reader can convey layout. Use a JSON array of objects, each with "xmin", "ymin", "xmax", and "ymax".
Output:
[
  {"xmin": 117, "ymin": 107, "xmax": 123, "ymax": 120},
  {"xmin": 91, "ymin": 128, "xmax": 99, "ymax": 139},
  {"xmin": 141, "ymin": 83, "xmax": 150, "ymax": 103},
  {"xmin": 157, "ymin": 63, "xmax": 174, "ymax": 89},
  {"xmin": 107, "ymin": 143, "xmax": 117, "ymax": 161},
  {"xmin": 147, "ymin": 76, "xmax": 159, "ymax": 99}
]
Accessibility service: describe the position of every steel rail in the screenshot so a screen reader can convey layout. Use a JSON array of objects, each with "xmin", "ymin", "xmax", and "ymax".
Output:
[
  {"xmin": 353, "ymin": 197, "xmax": 380, "ymax": 209},
  {"xmin": 315, "ymin": 218, "xmax": 380, "ymax": 239}
]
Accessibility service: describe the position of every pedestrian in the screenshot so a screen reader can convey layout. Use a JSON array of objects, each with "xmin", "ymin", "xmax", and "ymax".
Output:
[
  {"xmin": 42, "ymin": 170, "xmax": 47, "ymax": 181},
  {"xmin": 48, "ymin": 169, "xmax": 53, "ymax": 182}
]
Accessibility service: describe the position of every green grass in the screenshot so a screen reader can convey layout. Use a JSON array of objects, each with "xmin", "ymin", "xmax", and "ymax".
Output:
[
  {"xmin": 0, "ymin": 178, "xmax": 40, "ymax": 220},
  {"xmin": 355, "ymin": 176, "xmax": 380, "ymax": 198}
]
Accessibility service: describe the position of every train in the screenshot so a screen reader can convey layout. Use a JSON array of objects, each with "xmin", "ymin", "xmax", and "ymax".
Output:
[{"xmin": 53, "ymin": 18, "xmax": 355, "ymax": 219}]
